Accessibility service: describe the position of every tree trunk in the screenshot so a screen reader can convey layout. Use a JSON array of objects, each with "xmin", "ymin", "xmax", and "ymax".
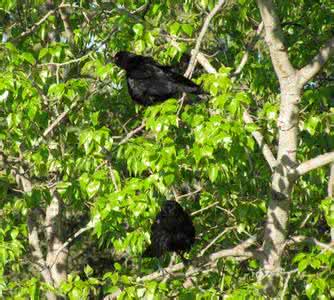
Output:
[
  {"xmin": 45, "ymin": 190, "xmax": 68, "ymax": 287},
  {"xmin": 261, "ymin": 81, "xmax": 301, "ymax": 295}
]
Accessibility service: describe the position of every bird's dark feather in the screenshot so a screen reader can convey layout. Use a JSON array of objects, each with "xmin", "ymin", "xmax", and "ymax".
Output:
[
  {"xmin": 143, "ymin": 201, "xmax": 195, "ymax": 258},
  {"xmin": 114, "ymin": 51, "xmax": 205, "ymax": 106}
]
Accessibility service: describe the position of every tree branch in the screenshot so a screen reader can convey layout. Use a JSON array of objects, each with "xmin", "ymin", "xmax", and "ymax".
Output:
[
  {"xmin": 45, "ymin": 190, "xmax": 67, "ymax": 287},
  {"xmin": 286, "ymin": 235, "xmax": 334, "ymax": 252},
  {"xmin": 138, "ymin": 235, "xmax": 259, "ymax": 282},
  {"xmin": 59, "ymin": 5, "xmax": 74, "ymax": 43},
  {"xmin": 48, "ymin": 215, "xmax": 100, "ymax": 270},
  {"xmin": 184, "ymin": 0, "xmax": 227, "ymax": 78},
  {"xmin": 231, "ymin": 21, "xmax": 264, "ymax": 78},
  {"xmin": 256, "ymin": 0, "xmax": 295, "ymax": 81},
  {"xmin": 193, "ymin": 47, "xmax": 277, "ymax": 171},
  {"xmin": 118, "ymin": 122, "xmax": 146, "ymax": 146},
  {"xmin": 297, "ymin": 36, "xmax": 334, "ymax": 87},
  {"xmin": 243, "ymin": 111, "xmax": 277, "ymax": 170},
  {"xmin": 13, "ymin": 167, "xmax": 56, "ymax": 299},
  {"xmin": 293, "ymin": 151, "xmax": 334, "ymax": 177},
  {"xmin": 328, "ymin": 163, "xmax": 334, "ymax": 242}
]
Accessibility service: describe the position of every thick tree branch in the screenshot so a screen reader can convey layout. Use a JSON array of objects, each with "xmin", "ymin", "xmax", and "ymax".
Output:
[
  {"xmin": 297, "ymin": 37, "xmax": 334, "ymax": 87},
  {"xmin": 45, "ymin": 190, "xmax": 67, "ymax": 287},
  {"xmin": 256, "ymin": 0, "xmax": 295, "ymax": 81},
  {"xmin": 328, "ymin": 163, "xmax": 334, "ymax": 242},
  {"xmin": 195, "ymin": 51, "xmax": 217, "ymax": 74},
  {"xmin": 243, "ymin": 111, "xmax": 277, "ymax": 170},
  {"xmin": 138, "ymin": 235, "xmax": 259, "ymax": 282},
  {"xmin": 14, "ymin": 168, "xmax": 56, "ymax": 300},
  {"xmin": 184, "ymin": 0, "xmax": 227, "ymax": 78},
  {"xmin": 286, "ymin": 235, "xmax": 334, "ymax": 252},
  {"xmin": 293, "ymin": 151, "xmax": 334, "ymax": 177}
]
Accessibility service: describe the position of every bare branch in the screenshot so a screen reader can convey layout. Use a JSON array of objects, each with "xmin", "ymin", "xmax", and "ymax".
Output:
[
  {"xmin": 286, "ymin": 235, "xmax": 334, "ymax": 252},
  {"xmin": 59, "ymin": 5, "xmax": 74, "ymax": 42},
  {"xmin": 200, "ymin": 227, "xmax": 235, "ymax": 256},
  {"xmin": 45, "ymin": 190, "xmax": 67, "ymax": 286},
  {"xmin": 138, "ymin": 235, "xmax": 259, "ymax": 282},
  {"xmin": 328, "ymin": 163, "xmax": 334, "ymax": 242},
  {"xmin": 231, "ymin": 21, "xmax": 264, "ymax": 78},
  {"xmin": 118, "ymin": 122, "xmax": 146, "ymax": 146},
  {"xmin": 297, "ymin": 37, "xmax": 334, "ymax": 87},
  {"xmin": 256, "ymin": 0, "xmax": 295, "ymax": 80},
  {"xmin": 184, "ymin": 0, "xmax": 227, "ymax": 78},
  {"xmin": 175, "ymin": 187, "xmax": 202, "ymax": 202},
  {"xmin": 28, "ymin": 210, "xmax": 56, "ymax": 300},
  {"xmin": 243, "ymin": 111, "xmax": 277, "ymax": 170},
  {"xmin": 191, "ymin": 201, "xmax": 218, "ymax": 216},
  {"xmin": 37, "ymin": 52, "xmax": 92, "ymax": 68},
  {"xmin": 195, "ymin": 51, "xmax": 218, "ymax": 74},
  {"xmin": 329, "ymin": 163, "xmax": 334, "ymax": 198},
  {"xmin": 294, "ymin": 151, "xmax": 334, "ymax": 177},
  {"xmin": 43, "ymin": 109, "xmax": 70, "ymax": 137}
]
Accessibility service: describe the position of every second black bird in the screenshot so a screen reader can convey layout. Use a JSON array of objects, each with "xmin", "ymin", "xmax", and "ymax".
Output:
[
  {"xmin": 114, "ymin": 51, "xmax": 205, "ymax": 106},
  {"xmin": 143, "ymin": 200, "xmax": 195, "ymax": 259}
]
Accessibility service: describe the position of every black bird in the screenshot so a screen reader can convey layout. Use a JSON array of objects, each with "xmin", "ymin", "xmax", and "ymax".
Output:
[
  {"xmin": 114, "ymin": 51, "xmax": 205, "ymax": 106},
  {"xmin": 143, "ymin": 200, "xmax": 195, "ymax": 259}
]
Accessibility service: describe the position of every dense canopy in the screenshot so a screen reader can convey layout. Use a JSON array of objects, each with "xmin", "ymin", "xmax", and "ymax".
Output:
[{"xmin": 0, "ymin": 0, "xmax": 333, "ymax": 299}]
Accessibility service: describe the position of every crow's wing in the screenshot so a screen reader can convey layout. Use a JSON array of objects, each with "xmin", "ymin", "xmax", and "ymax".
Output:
[
  {"xmin": 127, "ymin": 63, "xmax": 168, "ymax": 81},
  {"xmin": 161, "ymin": 67, "xmax": 203, "ymax": 93},
  {"xmin": 126, "ymin": 56, "xmax": 166, "ymax": 79}
]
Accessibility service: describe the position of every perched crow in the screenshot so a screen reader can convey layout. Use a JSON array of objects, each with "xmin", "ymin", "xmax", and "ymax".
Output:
[
  {"xmin": 143, "ymin": 200, "xmax": 195, "ymax": 259},
  {"xmin": 114, "ymin": 51, "xmax": 205, "ymax": 106}
]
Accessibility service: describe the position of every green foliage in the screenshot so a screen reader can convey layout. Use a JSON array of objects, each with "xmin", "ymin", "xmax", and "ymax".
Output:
[{"xmin": 0, "ymin": 0, "xmax": 333, "ymax": 299}]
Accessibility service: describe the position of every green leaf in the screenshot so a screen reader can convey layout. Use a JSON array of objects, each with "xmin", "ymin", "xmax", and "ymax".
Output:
[
  {"xmin": 181, "ymin": 24, "xmax": 193, "ymax": 36},
  {"xmin": 22, "ymin": 52, "xmax": 36, "ymax": 65},
  {"xmin": 84, "ymin": 265, "xmax": 93, "ymax": 276},
  {"xmin": 170, "ymin": 22, "xmax": 180, "ymax": 35},
  {"xmin": 86, "ymin": 180, "xmax": 100, "ymax": 198},
  {"xmin": 208, "ymin": 165, "xmax": 219, "ymax": 183},
  {"xmin": 298, "ymin": 259, "xmax": 309, "ymax": 272},
  {"xmin": 48, "ymin": 83, "xmax": 65, "ymax": 98},
  {"xmin": 133, "ymin": 23, "xmax": 144, "ymax": 37},
  {"xmin": 38, "ymin": 48, "xmax": 49, "ymax": 59}
]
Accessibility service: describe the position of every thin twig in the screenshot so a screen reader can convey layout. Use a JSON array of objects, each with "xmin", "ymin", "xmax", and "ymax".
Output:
[
  {"xmin": 231, "ymin": 21, "xmax": 264, "ymax": 78},
  {"xmin": 177, "ymin": 188, "xmax": 202, "ymax": 202},
  {"xmin": 200, "ymin": 227, "xmax": 235, "ymax": 256},
  {"xmin": 184, "ymin": 0, "xmax": 227, "ymax": 78},
  {"xmin": 280, "ymin": 272, "xmax": 291, "ymax": 300},
  {"xmin": 118, "ymin": 122, "xmax": 146, "ymax": 146},
  {"xmin": 43, "ymin": 109, "xmax": 69, "ymax": 137},
  {"xmin": 37, "ymin": 52, "xmax": 93, "ymax": 68},
  {"xmin": 191, "ymin": 201, "xmax": 218, "ymax": 216},
  {"xmin": 243, "ymin": 110, "xmax": 277, "ymax": 170},
  {"xmin": 48, "ymin": 215, "xmax": 100, "ymax": 270}
]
